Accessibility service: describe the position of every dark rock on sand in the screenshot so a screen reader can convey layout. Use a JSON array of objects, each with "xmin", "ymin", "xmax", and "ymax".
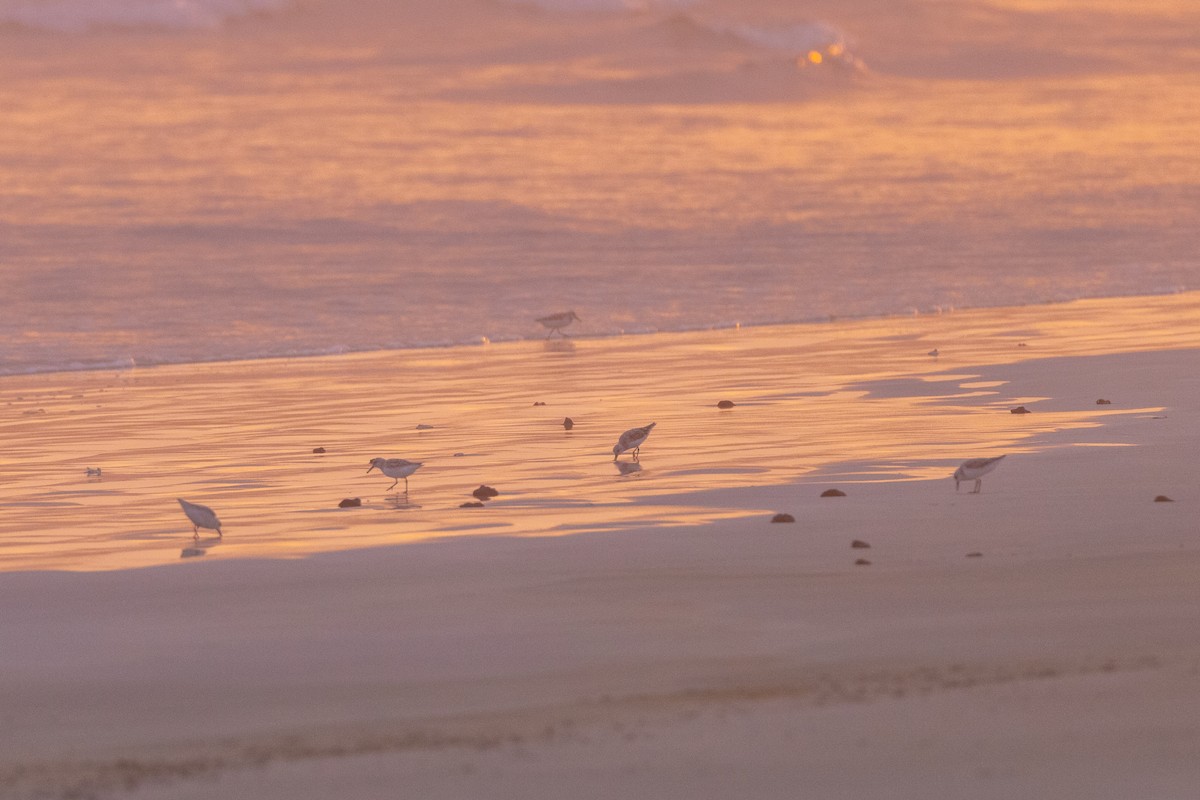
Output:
[
  {"xmin": 851, "ymin": 539, "xmax": 870, "ymax": 549},
  {"xmin": 460, "ymin": 501, "xmax": 485, "ymax": 508},
  {"xmin": 771, "ymin": 513, "xmax": 795, "ymax": 523},
  {"xmin": 1096, "ymin": 399, "xmax": 1112, "ymax": 405},
  {"xmin": 312, "ymin": 447, "xmax": 326, "ymax": 454},
  {"xmin": 1010, "ymin": 406, "xmax": 1031, "ymax": 414},
  {"xmin": 563, "ymin": 417, "xmax": 574, "ymax": 430},
  {"xmin": 1154, "ymin": 495, "xmax": 1174, "ymax": 502},
  {"xmin": 717, "ymin": 400, "xmax": 735, "ymax": 409},
  {"xmin": 338, "ymin": 498, "xmax": 362, "ymax": 508},
  {"xmin": 821, "ymin": 489, "xmax": 847, "ymax": 497},
  {"xmin": 854, "ymin": 558, "xmax": 871, "ymax": 566},
  {"xmin": 473, "ymin": 485, "xmax": 500, "ymax": 500},
  {"xmin": 966, "ymin": 552, "xmax": 983, "ymax": 558}
]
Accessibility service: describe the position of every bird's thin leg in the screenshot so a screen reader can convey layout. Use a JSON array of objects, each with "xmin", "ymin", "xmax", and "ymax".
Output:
[
  {"xmin": 973, "ymin": 480, "xmax": 982, "ymax": 494},
  {"xmin": 387, "ymin": 478, "xmax": 398, "ymax": 491},
  {"xmin": 404, "ymin": 477, "xmax": 409, "ymax": 492},
  {"xmin": 632, "ymin": 448, "xmax": 639, "ymax": 462},
  {"xmin": 193, "ymin": 526, "xmax": 199, "ymax": 543}
]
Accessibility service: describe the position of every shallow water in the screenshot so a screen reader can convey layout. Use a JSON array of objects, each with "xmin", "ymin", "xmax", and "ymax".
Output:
[{"xmin": 1, "ymin": 292, "xmax": 1194, "ymax": 572}]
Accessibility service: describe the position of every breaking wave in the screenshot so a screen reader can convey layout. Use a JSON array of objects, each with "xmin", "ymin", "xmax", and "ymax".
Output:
[{"xmin": 0, "ymin": 0, "xmax": 289, "ymax": 32}]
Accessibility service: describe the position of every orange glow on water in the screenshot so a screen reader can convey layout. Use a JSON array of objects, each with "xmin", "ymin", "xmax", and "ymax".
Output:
[{"xmin": 2, "ymin": 293, "xmax": 1197, "ymax": 572}]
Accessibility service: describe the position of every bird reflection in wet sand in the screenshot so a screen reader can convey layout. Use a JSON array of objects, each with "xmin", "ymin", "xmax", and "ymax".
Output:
[
  {"xmin": 177, "ymin": 498, "xmax": 222, "ymax": 542},
  {"xmin": 615, "ymin": 460, "xmax": 643, "ymax": 476},
  {"xmin": 536, "ymin": 310, "xmax": 580, "ymax": 338},
  {"xmin": 543, "ymin": 338, "xmax": 576, "ymax": 354},
  {"xmin": 613, "ymin": 422, "xmax": 655, "ymax": 461},
  {"xmin": 367, "ymin": 457, "xmax": 422, "ymax": 493}
]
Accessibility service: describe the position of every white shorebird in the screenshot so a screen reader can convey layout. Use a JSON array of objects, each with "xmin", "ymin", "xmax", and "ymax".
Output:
[
  {"xmin": 367, "ymin": 457, "xmax": 423, "ymax": 492},
  {"xmin": 953, "ymin": 455, "xmax": 1006, "ymax": 493},
  {"xmin": 177, "ymin": 498, "xmax": 222, "ymax": 541},
  {"xmin": 612, "ymin": 422, "xmax": 656, "ymax": 461},
  {"xmin": 536, "ymin": 310, "xmax": 581, "ymax": 338}
]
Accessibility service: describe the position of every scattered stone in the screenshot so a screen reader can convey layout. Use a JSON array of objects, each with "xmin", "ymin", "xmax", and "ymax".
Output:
[
  {"xmin": 85, "ymin": 467, "xmax": 103, "ymax": 477},
  {"xmin": 338, "ymin": 498, "xmax": 362, "ymax": 508},
  {"xmin": 460, "ymin": 501, "xmax": 485, "ymax": 508},
  {"xmin": 821, "ymin": 489, "xmax": 847, "ymax": 497},
  {"xmin": 533, "ymin": 401, "xmax": 546, "ymax": 406},
  {"xmin": 927, "ymin": 348, "xmax": 939, "ymax": 357},
  {"xmin": 563, "ymin": 417, "xmax": 574, "ymax": 430},
  {"xmin": 1096, "ymin": 399, "xmax": 1112, "ymax": 405},
  {"xmin": 415, "ymin": 424, "xmax": 434, "ymax": 430},
  {"xmin": 854, "ymin": 558, "xmax": 871, "ymax": 566},
  {"xmin": 1154, "ymin": 495, "xmax": 1174, "ymax": 503},
  {"xmin": 1017, "ymin": 342, "xmax": 1028, "ymax": 347},
  {"xmin": 771, "ymin": 513, "xmax": 795, "ymax": 523},
  {"xmin": 1010, "ymin": 406, "xmax": 1031, "ymax": 414},
  {"xmin": 473, "ymin": 485, "xmax": 500, "ymax": 500},
  {"xmin": 717, "ymin": 400, "xmax": 735, "ymax": 409},
  {"xmin": 851, "ymin": 539, "xmax": 871, "ymax": 549},
  {"xmin": 966, "ymin": 552, "xmax": 983, "ymax": 558},
  {"xmin": 312, "ymin": 447, "xmax": 326, "ymax": 454}
]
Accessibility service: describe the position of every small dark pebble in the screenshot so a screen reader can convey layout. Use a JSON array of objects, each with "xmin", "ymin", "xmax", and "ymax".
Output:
[
  {"xmin": 473, "ymin": 485, "xmax": 500, "ymax": 500},
  {"xmin": 533, "ymin": 401, "xmax": 546, "ymax": 406},
  {"xmin": 854, "ymin": 558, "xmax": 871, "ymax": 566},
  {"xmin": 717, "ymin": 400, "xmax": 735, "ymax": 409},
  {"xmin": 453, "ymin": 452, "xmax": 466, "ymax": 457},
  {"xmin": 1017, "ymin": 342, "xmax": 1028, "ymax": 347},
  {"xmin": 1154, "ymin": 495, "xmax": 1174, "ymax": 503},
  {"xmin": 1096, "ymin": 399, "xmax": 1112, "ymax": 405},
  {"xmin": 1010, "ymin": 406, "xmax": 1031, "ymax": 414},
  {"xmin": 460, "ymin": 501, "xmax": 485, "ymax": 508},
  {"xmin": 563, "ymin": 417, "xmax": 574, "ymax": 430},
  {"xmin": 821, "ymin": 489, "xmax": 847, "ymax": 497},
  {"xmin": 416, "ymin": 424, "xmax": 434, "ymax": 430},
  {"xmin": 966, "ymin": 552, "xmax": 983, "ymax": 558},
  {"xmin": 338, "ymin": 498, "xmax": 362, "ymax": 508},
  {"xmin": 312, "ymin": 447, "xmax": 326, "ymax": 454},
  {"xmin": 771, "ymin": 513, "xmax": 795, "ymax": 523},
  {"xmin": 851, "ymin": 539, "xmax": 870, "ymax": 549}
]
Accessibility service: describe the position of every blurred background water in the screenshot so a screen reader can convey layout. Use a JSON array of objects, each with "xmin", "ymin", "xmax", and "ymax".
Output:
[{"xmin": 1, "ymin": 0, "xmax": 1197, "ymax": 374}]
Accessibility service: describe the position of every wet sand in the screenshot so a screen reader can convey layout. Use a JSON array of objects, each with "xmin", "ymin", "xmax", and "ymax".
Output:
[{"xmin": 2, "ymin": 293, "xmax": 1200, "ymax": 798}]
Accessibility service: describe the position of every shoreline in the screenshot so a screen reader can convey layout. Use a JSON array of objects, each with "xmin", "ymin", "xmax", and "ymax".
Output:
[
  {"xmin": 3, "ymin": 288, "xmax": 1196, "ymax": 381},
  {"xmin": 3, "ymin": 291, "xmax": 1200, "ymax": 797},
  {"xmin": 2, "ymin": 291, "xmax": 1199, "ymax": 572}
]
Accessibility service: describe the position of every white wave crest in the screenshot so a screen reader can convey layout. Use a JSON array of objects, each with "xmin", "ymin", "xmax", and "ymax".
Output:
[
  {"xmin": 0, "ymin": 0, "xmax": 289, "ymax": 32},
  {"xmin": 505, "ymin": 0, "xmax": 696, "ymax": 11}
]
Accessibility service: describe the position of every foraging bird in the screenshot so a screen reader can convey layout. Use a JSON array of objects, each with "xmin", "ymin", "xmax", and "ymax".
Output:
[
  {"xmin": 367, "ymin": 457, "xmax": 423, "ymax": 492},
  {"xmin": 612, "ymin": 422, "xmax": 656, "ymax": 461},
  {"xmin": 177, "ymin": 498, "xmax": 222, "ymax": 541},
  {"xmin": 536, "ymin": 310, "xmax": 581, "ymax": 338},
  {"xmin": 953, "ymin": 455, "xmax": 1006, "ymax": 493}
]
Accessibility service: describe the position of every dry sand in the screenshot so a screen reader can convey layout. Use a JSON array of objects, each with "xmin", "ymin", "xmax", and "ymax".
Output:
[{"xmin": 2, "ymin": 294, "xmax": 1200, "ymax": 798}]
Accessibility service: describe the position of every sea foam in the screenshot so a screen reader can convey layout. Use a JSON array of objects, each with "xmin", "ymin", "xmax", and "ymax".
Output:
[{"xmin": 0, "ymin": 0, "xmax": 288, "ymax": 32}]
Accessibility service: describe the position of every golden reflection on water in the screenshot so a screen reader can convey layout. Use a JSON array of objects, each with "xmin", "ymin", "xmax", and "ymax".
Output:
[{"xmin": 1, "ymin": 292, "xmax": 1196, "ymax": 572}]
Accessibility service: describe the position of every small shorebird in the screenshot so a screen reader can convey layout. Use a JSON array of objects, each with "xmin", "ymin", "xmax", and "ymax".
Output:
[
  {"xmin": 177, "ymin": 498, "xmax": 222, "ymax": 541},
  {"xmin": 367, "ymin": 457, "xmax": 423, "ymax": 492},
  {"xmin": 613, "ymin": 422, "xmax": 656, "ymax": 461},
  {"xmin": 536, "ymin": 310, "xmax": 581, "ymax": 338},
  {"xmin": 953, "ymin": 455, "xmax": 1006, "ymax": 493}
]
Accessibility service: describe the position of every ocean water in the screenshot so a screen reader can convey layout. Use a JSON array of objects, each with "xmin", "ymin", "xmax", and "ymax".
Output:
[{"xmin": 1, "ymin": 0, "xmax": 1198, "ymax": 375}]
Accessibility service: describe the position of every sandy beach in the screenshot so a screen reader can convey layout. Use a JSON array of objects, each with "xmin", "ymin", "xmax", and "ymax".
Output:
[{"xmin": 3, "ymin": 293, "xmax": 1200, "ymax": 798}]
